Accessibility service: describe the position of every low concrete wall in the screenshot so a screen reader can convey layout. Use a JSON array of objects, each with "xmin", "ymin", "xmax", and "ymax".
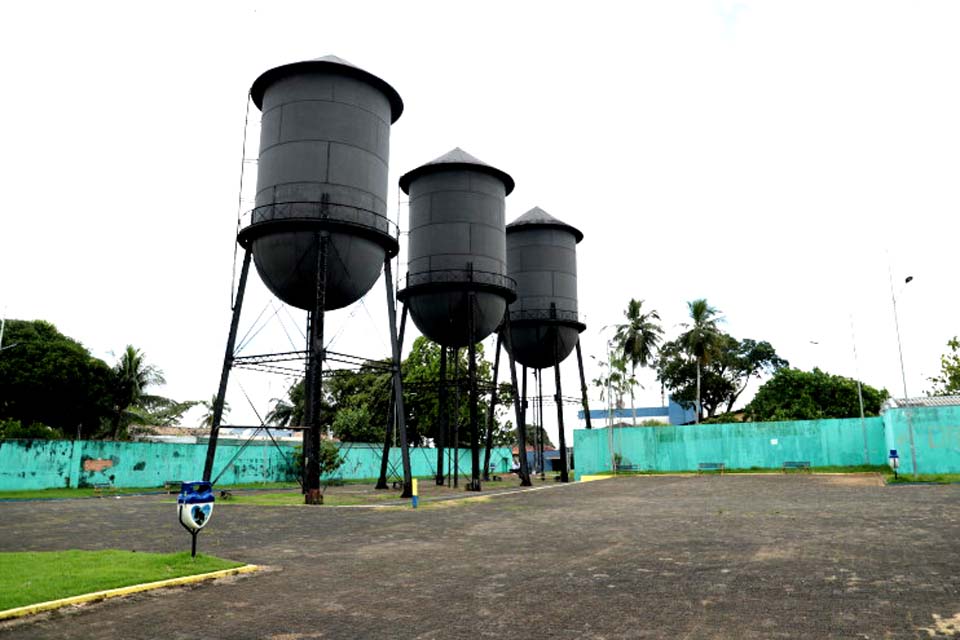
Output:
[
  {"xmin": 883, "ymin": 405, "xmax": 960, "ymax": 475},
  {"xmin": 0, "ymin": 439, "xmax": 515, "ymax": 491},
  {"xmin": 573, "ymin": 416, "xmax": 886, "ymax": 480}
]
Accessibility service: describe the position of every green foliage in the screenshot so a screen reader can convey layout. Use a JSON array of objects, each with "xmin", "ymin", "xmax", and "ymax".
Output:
[
  {"xmin": 0, "ymin": 321, "xmax": 195, "ymax": 440},
  {"xmin": 288, "ymin": 440, "xmax": 344, "ymax": 483},
  {"xmin": 266, "ymin": 381, "xmax": 304, "ymax": 427},
  {"xmin": 744, "ymin": 367, "xmax": 889, "ymax": 422},
  {"xmin": 592, "ymin": 348, "xmax": 632, "ymax": 411},
  {"xmin": 267, "ymin": 336, "xmax": 506, "ymax": 446},
  {"xmin": 657, "ymin": 332, "xmax": 787, "ymax": 419},
  {"xmin": 522, "ymin": 423, "xmax": 555, "ymax": 449},
  {"xmin": 928, "ymin": 337, "xmax": 960, "ymax": 396},
  {"xmin": 106, "ymin": 345, "xmax": 168, "ymax": 439},
  {"xmin": 140, "ymin": 398, "xmax": 199, "ymax": 428},
  {"xmin": 0, "ymin": 320, "xmax": 114, "ymax": 439},
  {"xmin": 198, "ymin": 394, "xmax": 230, "ymax": 429},
  {"xmin": 610, "ymin": 299, "xmax": 664, "ymax": 422},
  {"xmin": 0, "ymin": 418, "xmax": 60, "ymax": 440},
  {"xmin": 331, "ymin": 405, "xmax": 379, "ymax": 442},
  {"xmin": 615, "ymin": 299, "xmax": 663, "ymax": 372}
]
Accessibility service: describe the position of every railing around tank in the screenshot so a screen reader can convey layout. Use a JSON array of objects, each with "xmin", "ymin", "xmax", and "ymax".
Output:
[
  {"xmin": 243, "ymin": 200, "xmax": 399, "ymax": 239},
  {"xmin": 509, "ymin": 307, "xmax": 582, "ymax": 324},
  {"xmin": 403, "ymin": 268, "xmax": 517, "ymax": 293}
]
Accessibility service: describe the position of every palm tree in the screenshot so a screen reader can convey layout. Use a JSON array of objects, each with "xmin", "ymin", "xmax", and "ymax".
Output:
[
  {"xmin": 614, "ymin": 299, "xmax": 664, "ymax": 425},
  {"xmin": 680, "ymin": 299, "xmax": 723, "ymax": 423},
  {"xmin": 110, "ymin": 346, "xmax": 166, "ymax": 439},
  {"xmin": 199, "ymin": 394, "xmax": 230, "ymax": 429}
]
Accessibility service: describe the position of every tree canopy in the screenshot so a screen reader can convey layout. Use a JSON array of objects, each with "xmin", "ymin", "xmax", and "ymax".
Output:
[
  {"xmin": 743, "ymin": 367, "xmax": 889, "ymax": 422},
  {"xmin": 0, "ymin": 320, "xmax": 114, "ymax": 438},
  {"xmin": 611, "ymin": 299, "xmax": 663, "ymax": 424},
  {"xmin": 928, "ymin": 337, "xmax": 960, "ymax": 396},
  {"xmin": 657, "ymin": 332, "xmax": 788, "ymax": 420},
  {"xmin": 0, "ymin": 320, "xmax": 193, "ymax": 440},
  {"xmin": 265, "ymin": 336, "xmax": 511, "ymax": 446}
]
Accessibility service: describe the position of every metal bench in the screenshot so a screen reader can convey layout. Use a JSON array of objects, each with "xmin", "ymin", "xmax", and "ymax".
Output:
[
  {"xmin": 163, "ymin": 480, "xmax": 182, "ymax": 494},
  {"xmin": 697, "ymin": 462, "xmax": 725, "ymax": 475},
  {"xmin": 93, "ymin": 482, "xmax": 114, "ymax": 497},
  {"xmin": 616, "ymin": 464, "xmax": 642, "ymax": 472},
  {"xmin": 782, "ymin": 461, "xmax": 812, "ymax": 473}
]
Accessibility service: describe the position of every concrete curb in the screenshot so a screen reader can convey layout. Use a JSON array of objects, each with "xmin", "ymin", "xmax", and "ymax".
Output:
[
  {"xmin": 578, "ymin": 475, "xmax": 614, "ymax": 482},
  {"xmin": 0, "ymin": 564, "xmax": 259, "ymax": 621}
]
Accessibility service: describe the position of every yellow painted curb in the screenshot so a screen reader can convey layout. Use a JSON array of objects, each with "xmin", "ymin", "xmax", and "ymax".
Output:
[
  {"xmin": 579, "ymin": 475, "xmax": 614, "ymax": 482},
  {"xmin": 0, "ymin": 564, "xmax": 259, "ymax": 621}
]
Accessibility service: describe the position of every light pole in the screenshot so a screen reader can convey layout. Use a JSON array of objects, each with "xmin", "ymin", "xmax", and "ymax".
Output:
[
  {"xmin": 890, "ymin": 274, "xmax": 913, "ymax": 400},
  {"xmin": 889, "ymin": 271, "xmax": 916, "ymax": 477}
]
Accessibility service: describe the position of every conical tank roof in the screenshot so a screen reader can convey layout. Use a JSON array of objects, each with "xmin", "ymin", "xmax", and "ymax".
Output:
[
  {"xmin": 507, "ymin": 206, "xmax": 583, "ymax": 242},
  {"xmin": 399, "ymin": 147, "xmax": 515, "ymax": 195},
  {"xmin": 250, "ymin": 54, "xmax": 403, "ymax": 122}
]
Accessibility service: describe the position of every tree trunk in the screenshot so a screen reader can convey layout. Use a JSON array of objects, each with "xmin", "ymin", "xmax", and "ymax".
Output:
[{"xmin": 696, "ymin": 361, "xmax": 701, "ymax": 424}]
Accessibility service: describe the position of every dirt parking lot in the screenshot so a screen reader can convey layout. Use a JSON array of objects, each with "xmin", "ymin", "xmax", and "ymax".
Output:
[{"xmin": 2, "ymin": 474, "xmax": 959, "ymax": 639}]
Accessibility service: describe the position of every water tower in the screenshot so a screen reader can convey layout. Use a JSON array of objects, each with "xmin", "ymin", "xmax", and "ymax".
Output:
[
  {"xmin": 202, "ymin": 56, "xmax": 414, "ymax": 502},
  {"xmin": 397, "ymin": 148, "xmax": 530, "ymax": 490},
  {"xmin": 503, "ymin": 207, "xmax": 590, "ymax": 483}
]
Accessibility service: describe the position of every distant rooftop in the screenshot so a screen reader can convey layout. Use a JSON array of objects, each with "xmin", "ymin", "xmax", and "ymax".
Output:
[{"xmin": 883, "ymin": 396, "xmax": 960, "ymax": 410}]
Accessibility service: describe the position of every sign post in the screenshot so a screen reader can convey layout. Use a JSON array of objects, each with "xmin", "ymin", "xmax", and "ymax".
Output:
[{"xmin": 177, "ymin": 481, "xmax": 215, "ymax": 557}]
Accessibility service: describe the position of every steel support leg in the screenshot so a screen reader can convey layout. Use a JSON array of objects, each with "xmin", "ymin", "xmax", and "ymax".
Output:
[
  {"xmin": 502, "ymin": 314, "xmax": 531, "ymax": 486},
  {"xmin": 467, "ymin": 293, "xmax": 481, "ymax": 491},
  {"xmin": 576, "ymin": 340, "xmax": 593, "ymax": 429},
  {"xmin": 376, "ymin": 304, "xmax": 408, "ymax": 490},
  {"xmin": 555, "ymin": 357, "xmax": 570, "ymax": 483},
  {"xmin": 203, "ymin": 248, "xmax": 252, "ymax": 483},
  {"xmin": 483, "ymin": 332, "xmax": 502, "ymax": 481},
  {"xmin": 304, "ymin": 234, "xmax": 328, "ymax": 505},
  {"xmin": 436, "ymin": 346, "xmax": 448, "ymax": 485},
  {"xmin": 384, "ymin": 258, "xmax": 413, "ymax": 498},
  {"xmin": 538, "ymin": 368, "xmax": 545, "ymax": 480}
]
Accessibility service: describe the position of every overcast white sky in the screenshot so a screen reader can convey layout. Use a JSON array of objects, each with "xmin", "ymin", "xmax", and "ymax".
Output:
[{"xmin": 2, "ymin": 1, "xmax": 958, "ymax": 447}]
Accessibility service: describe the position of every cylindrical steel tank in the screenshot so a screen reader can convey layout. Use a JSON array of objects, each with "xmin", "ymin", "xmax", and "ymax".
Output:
[
  {"xmin": 397, "ymin": 148, "xmax": 516, "ymax": 347},
  {"xmin": 505, "ymin": 207, "xmax": 586, "ymax": 369},
  {"xmin": 238, "ymin": 55, "xmax": 403, "ymax": 311}
]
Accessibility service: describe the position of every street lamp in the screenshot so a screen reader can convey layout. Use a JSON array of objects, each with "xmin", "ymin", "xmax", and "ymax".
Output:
[
  {"xmin": 889, "ymin": 271, "xmax": 916, "ymax": 477},
  {"xmin": 890, "ymin": 274, "xmax": 913, "ymax": 400}
]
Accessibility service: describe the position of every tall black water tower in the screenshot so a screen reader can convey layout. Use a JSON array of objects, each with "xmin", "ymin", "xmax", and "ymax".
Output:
[
  {"xmin": 398, "ymin": 148, "xmax": 517, "ymax": 490},
  {"xmin": 241, "ymin": 54, "xmax": 403, "ymax": 310},
  {"xmin": 203, "ymin": 56, "xmax": 413, "ymax": 502},
  {"xmin": 505, "ymin": 207, "xmax": 587, "ymax": 483}
]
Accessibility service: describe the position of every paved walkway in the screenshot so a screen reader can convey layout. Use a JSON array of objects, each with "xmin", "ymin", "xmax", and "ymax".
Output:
[{"xmin": 2, "ymin": 475, "xmax": 959, "ymax": 638}]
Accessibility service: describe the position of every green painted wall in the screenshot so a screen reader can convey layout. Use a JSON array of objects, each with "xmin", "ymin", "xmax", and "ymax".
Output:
[
  {"xmin": 0, "ymin": 439, "xmax": 515, "ymax": 491},
  {"xmin": 883, "ymin": 405, "xmax": 960, "ymax": 475},
  {"xmin": 573, "ymin": 416, "xmax": 886, "ymax": 480}
]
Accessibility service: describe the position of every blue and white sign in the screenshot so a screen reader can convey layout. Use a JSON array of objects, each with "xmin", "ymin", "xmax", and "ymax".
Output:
[{"xmin": 177, "ymin": 481, "xmax": 215, "ymax": 532}]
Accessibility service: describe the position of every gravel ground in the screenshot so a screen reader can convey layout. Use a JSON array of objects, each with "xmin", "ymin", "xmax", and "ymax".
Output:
[{"xmin": 2, "ymin": 474, "xmax": 959, "ymax": 639}]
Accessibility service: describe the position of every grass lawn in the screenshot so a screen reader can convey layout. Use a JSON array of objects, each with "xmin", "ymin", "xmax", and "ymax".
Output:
[
  {"xmin": 0, "ymin": 487, "xmax": 164, "ymax": 501},
  {"xmin": 0, "ymin": 550, "xmax": 244, "ymax": 611}
]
